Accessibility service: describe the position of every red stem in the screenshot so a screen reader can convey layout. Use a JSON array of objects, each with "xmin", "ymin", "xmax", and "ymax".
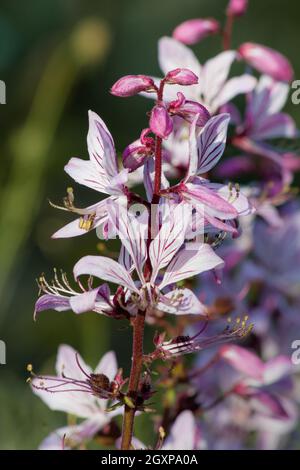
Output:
[
  {"xmin": 223, "ymin": 14, "xmax": 234, "ymax": 50},
  {"xmin": 120, "ymin": 79, "xmax": 166, "ymax": 449}
]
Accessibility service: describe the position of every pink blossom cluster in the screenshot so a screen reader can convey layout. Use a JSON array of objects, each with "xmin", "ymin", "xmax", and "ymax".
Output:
[{"xmin": 30, "ymin": 0, "xmax": 300, "ymax": 451}]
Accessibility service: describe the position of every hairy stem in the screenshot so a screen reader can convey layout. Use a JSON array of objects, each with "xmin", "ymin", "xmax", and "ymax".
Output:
[{"xmin": 120, "ymin": 311, "xmax": 146, "ymax": 449}]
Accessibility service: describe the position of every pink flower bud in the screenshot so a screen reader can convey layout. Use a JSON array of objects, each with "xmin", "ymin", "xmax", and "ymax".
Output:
[
  {"xmin": 165, "ymin": 68, "xmax": 199, "ymax": 86},
  {"xmin": 238, "ymin": 42, "xmax": 294, "ymax": 82},
  {"xmin": 172, "ymin": 18, "xmax": 220, "ymax": 46},
  {"xmin": 150, "ymin": 104, "xmax": 173, "ymax": 139},
  {"xmin": 169, "ymin": 92, "xmax": 211, "ymax": 127},
  {"xmin": 226, "ymin": 0, "xmax": 248, "ymax": 17},
  {"xmin": 123, "ymin": 129, "xmax": 154, "ymax": 171},
  {"xmin": 110, "ymin": 75, "xmax": 155, "ymax": 97}
]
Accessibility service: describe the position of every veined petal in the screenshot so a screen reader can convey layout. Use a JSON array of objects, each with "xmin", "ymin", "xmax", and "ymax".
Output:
[
  {"xmin": 157, "ymin": 288, "xmax": 207, "ymax": 315},
  {"xmin": 52, "ymin": 199, "xmax": 109, "ymax": 239},
  {"xmin": 87, "ymin": 110, "xmax": 118, "ymax": 181},
  {"xmin": 107, "ymin": 199, "xmax": 148, "ymax": 284},
  {"xmin": 64, "ymin": 158, "xmax": 112, "ymax": 194},
  {"xmin": 184, "ymin": 182, "xmax": 238, "ymax": 219},
  {"xmin": 73, "ymin": 255, "xmax": 139, "ymax": 293},
  {"xmin": 187, "ymin": 114, "xmax": 230, "ymax": 178},
  {"xmin": 69, "ymin": 288, "xmax": 100, "ymax": 314},
  {"xmin": 204, "ymin": 182, "xmax": 253, "ymax": 217},
  {"xmin": 34, "ymin": 294, "xmax": 70, "ymax": 317},
  {"xmin": 150, "ymin": 201, "xmax": 191, "ymax": 284},
  {"xmin": 159, "ymin": 243, "xmax": 224, "ymax": 289}
]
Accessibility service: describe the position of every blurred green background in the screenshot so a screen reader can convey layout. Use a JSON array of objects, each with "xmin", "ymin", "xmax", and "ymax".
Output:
[{"xmin": 0, "ymin": 0, "xmax": 299, "ymax": 449}]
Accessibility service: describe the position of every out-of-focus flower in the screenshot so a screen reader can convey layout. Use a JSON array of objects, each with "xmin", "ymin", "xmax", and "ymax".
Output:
[
  {"xmin": 226, "ymin": 0, "xmax": 248, "ymax": 17},
  {"xmin": 150, "ymin": 104, "xmax": 173, "ymax": 139},
  {"xmin": 31, "ymin": 345, "xmax": 121, "ymax": 450},
  {"xmin": 165, "ymin": 68, "xmax": 199, "ymax": 86},
  {"xmin": 238, "ymin": 43, "xmax": 294, "ymax": 83},
  {"xmin": 172, "ymin": 19, "xmax": 220, "ymax": 46},
  {"xmin": 242, "ymin": 214, "xmax": 300, "ymax": 298},
  {"xmin": 156, "ymin": 37, "xmax": 256, "ymax": 114},
  {"xmin": 111, "ymin": 75, "xmax": 155, "ymax": 97},
  {"xmin": 222, "ymin": 75, "xmax": 298, "ymax": 182},
  {"xmin": 131, "ymin": 411, "xmax": 205, "ymax": 450}
]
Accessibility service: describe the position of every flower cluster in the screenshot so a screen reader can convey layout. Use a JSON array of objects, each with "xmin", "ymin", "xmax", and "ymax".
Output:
[{"xmin": 31, "ymin": 0, "xmax": 300, "ymax": 450}]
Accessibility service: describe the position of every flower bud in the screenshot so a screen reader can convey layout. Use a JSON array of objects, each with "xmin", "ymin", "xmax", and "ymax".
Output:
[
  {"xmin": 165, "ymin": 68, "xmax": 199, "ymax": 86},
  {"xmin": 172, "ymin": 18, "xmax": 220, "ymax": 46},
  {"xmin": 110, "ymin": 75, "xmax": 155, "ymax": 97},
  {"xmin": 123, "ymin": 129, "xmax": 154, "ymax": 171},
  {"xmin": 150, "ymin": 104, "xmax": 173, "ymax": 139},
  {"xmin": 226, "ymin": 0, "xmax": 248, "ymax": 17},
  {"xmin": 238, "ymin": 42, "xmax": 293, "ymax": 82},
  {"xmin": 169, "ymin": 92, "xmax": 211, "ymax": 127}
]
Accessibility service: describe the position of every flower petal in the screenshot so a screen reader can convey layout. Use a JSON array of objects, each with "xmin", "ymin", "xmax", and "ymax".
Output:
[
  {"xmin": 74, "ymin": 255, "xmax": 139, "ymax": 293},
  {"xmin": 201, "ymin": 51, "xmax": 236, "ymax": 108},
  {"xmin": 94, "ymin": 351, "xmax": 118, "ymax": 381},
  {"xmin": 163, "ymin": 411, "xmax": 198, "ymax": 450},
  {"xmin": 187, "ymin": 114, "xmax": 230, "ymax": 178},
  {"xmin": 220, "ymin": 345, "xmax": 265, "ymax": 381},
  {"xmin": 214, "ymin": 74, "xmax": 257, "ymax": 110},
  {"xmin": 159, "ymin": 243, "xmax": 224, "ymax": 289},
  {"xmin": 150, "ymin": 200, "xmax": 191, "ymax": 284},
  {"xmin": 158, "ymin": 288, "xmax": 207, "ymax": 315},
  {"xmin": 107, "ymin": 199, "xmax": 148, "ymax": 284}
]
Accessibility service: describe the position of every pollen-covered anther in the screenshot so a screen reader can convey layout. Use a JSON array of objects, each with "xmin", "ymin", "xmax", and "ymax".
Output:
[
  {"xmin": 79, "ymin": 213, "xmax": 96, "ymax": 231},
  {"xmin": 87, "ymin": 373, "xmax": 111, "ymax": 395}
]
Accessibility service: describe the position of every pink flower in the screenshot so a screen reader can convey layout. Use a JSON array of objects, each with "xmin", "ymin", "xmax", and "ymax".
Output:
[
  {"xmin": 169, "ymin": 114, "xmax": 253, "ymax": 234},
  {"xmin": 150, "ymin": 104, "xmax": 173, "ymax": 139},
  {"xmin": 31, "ymin": 345, "xmax": 121, "ymax": 450},
  {"xmin": 52, "ymin": 111, "xmax": 128, "ymax": 239},
  {"xmin": 165, "ymin": 68, "xmax": 199, "ymax": 86},
  {"xmin": 226, "ymin": 0, "xmax": 248, "ymax": 17},
  {"xmin": 226, "ymin": 75, "xmax": 297, "ymax": 182},
  {"xmin": 238, "ymin": 43, "xmax": 294, "ymax": 83},
  {"xmin": 72, "ymin": 200, "xmax": 224, "ymax": 316},
  {"xmin": 111, "ymin": 75, "xmax": 155, "ymax": 97},
  {"xmin": 172, "ymin": 18, "xmax": 220, "ymax": 46}
]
